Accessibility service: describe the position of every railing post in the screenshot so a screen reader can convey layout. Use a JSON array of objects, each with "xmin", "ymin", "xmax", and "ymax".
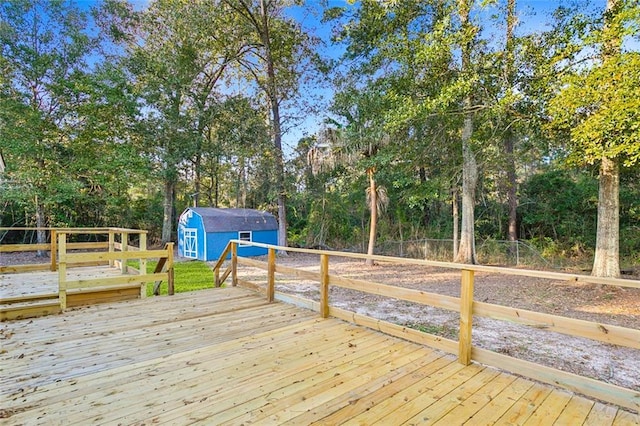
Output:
[
  {"xmin": 120, "ymin": 231, "xmax": 128, "ymax": 273},
  {"xmin": 231, "ymin": 241, "xmax": 238, "ymax": 287},
  {"xmin": 58, "ymin": 232, "xmax": 67, "ymax": 311},
  {"xmin": 108, "ymin": 230, "xmax": 115, "ymax": 267},
  {"xmin": 320, "ymin": 254, "xmax": 329, "ymax": 318},
  {"xmin": 139, "ymin": 232, "xmax": 147, "ymax": 298},
  {"xmin": 267, "ymin": 247, "xmax": 275, "ymax": 302},
  {"xmin": 167, "ymin": 242, "xmax": 174, "ymax": 296},
  {"xmin": 458, "ymin": 268, "xmax": 475, "ymax": 365},
  {"xmin": 50, "ymin": 229, "xmax": 57, "ymax": 272}
]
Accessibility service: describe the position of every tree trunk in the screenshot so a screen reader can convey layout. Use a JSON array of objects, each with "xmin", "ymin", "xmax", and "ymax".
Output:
[
  {"xmin": 592, "ymin": 157, "xmax": 620, "ymax": 277},
  {"xmin": 260, "ymin": 0, "xmax": 287, "ymax": 249},
  {"xmin": 35, "ymin": 194, "xmax": 47, "ymax": 258},
  {"xmin": 455, "ymin": 112, "xmax": 477, "ymax": 264},
  {"xmin": 193, "ymin": 154, "xmax": 201, "ymax": 207},
  {"xmin": 366, "ymin": 168, "xmax": 377, "ymax": 266},
  {"xmin": 161, "ymin": 179, "xmax": 175, "ymax": 245},
  {"xmin": 505, "ymin": 130, "xmax": 518, "ymax": 244},
  {"xmin": 273, "ymin": 106, "xmax": 287, "ymax": 249},
  {"xmin": 454, "ymin": 0, "xmax": 477, "ymax": 265},
  {"xmin": 591, "ymin": 0, "xmax": 621, "ymax": 278},
  {"xmin": 504, "ymin": 0, "xmax": 518, "ymax": 246},
  {"xmin": 214, "ymin": 154, "xmax": 219, "ymax": 208},
  {"xmin": 452, "ymin": 187, "xmax": 459, "ymax": 261}
]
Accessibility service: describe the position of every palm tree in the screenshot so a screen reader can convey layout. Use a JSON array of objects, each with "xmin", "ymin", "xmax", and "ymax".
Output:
[{"xmin": 312, "ymin": 102, "xmax": 390, "ymax": 265}]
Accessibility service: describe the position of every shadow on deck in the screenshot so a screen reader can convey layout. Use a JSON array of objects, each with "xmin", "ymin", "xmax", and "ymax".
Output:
[{"xmin": 1, "ymin": 287, "xmax": 637, "ymax": 425}]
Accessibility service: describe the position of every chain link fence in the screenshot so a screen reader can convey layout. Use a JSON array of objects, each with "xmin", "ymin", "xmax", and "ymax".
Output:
[{"xmin": 372, "ymin": 239, "xmax": 553, "ymax": 268}]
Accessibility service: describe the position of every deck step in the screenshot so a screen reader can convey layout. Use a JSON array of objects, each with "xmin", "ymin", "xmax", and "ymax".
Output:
[{"xmin": 0, "ymin": 298, "xmax": 61, "ymax": 321}]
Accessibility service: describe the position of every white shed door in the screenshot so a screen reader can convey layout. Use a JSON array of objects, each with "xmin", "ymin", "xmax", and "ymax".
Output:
[{"xmin": 183, "ymin": 228, "xmax": 198, "ymax": 259}]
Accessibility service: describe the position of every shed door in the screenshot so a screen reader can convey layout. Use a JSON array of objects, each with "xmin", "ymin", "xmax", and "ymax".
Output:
[{"xmin": 183, "ymin": 228, "xmax": 198, "ymax": 259}]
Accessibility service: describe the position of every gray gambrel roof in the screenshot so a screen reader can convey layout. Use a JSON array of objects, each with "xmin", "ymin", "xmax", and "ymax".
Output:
[{"xmin": 190, "ymin": 208, "xmax": 278, "ymax": 233}]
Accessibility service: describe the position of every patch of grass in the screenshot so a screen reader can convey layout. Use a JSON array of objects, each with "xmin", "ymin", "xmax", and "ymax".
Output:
[
  {"xmin": 128, "ymin": 260, "xmax": 214, "ymax": 296},
  {"xmin": 404, "ymin": 322, "xmax": 457, "ymax": 339}
]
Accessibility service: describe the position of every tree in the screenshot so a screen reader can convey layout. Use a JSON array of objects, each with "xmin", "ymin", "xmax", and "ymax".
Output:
[
  {"xmin": 196, "ymin": 96, "xmax": 271, "ymax": 208},
  {"xmin": 501, "ymin": 0, "xmax": 518, "ymax": 246},
  {"xmin": 0, "ymin": 0, "xmax": 95, "ymax": 247},
  {"xmin": 222, "ymin": 0, "xmax": 317, "ymax": 248},
  {"xmin": 327, "ymin": 86, "xmax": 391, "ymax": 265},
  {"xmin": 453, "ymin": 0, "xmax": 479, "ymax": 264},
  {"xmin": 548, "ymin": 0, "xmax": 640, "ymax": 277},
  {"xmin": 98, "ymin": 0, "xmax": 241, "ymax": 244}
]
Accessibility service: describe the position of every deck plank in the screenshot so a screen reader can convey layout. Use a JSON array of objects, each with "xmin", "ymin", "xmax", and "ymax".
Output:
[
  {"xmin": 346, "ymin": 361, "xmax": 471, "ymax": 423},
  {"xmin": 431, "ymin": 372, "xmax": 518, "ymax": 425},
  {"xmin": 612, "ymin": 409, "xmax": 640, "ymax": 426},
  {"xmin": 494, "ymin": 383, "xmax": 554, "ymax": 425},
  {"xmin": 553, "ymin": 395, "xmax": 595, "ymax": 425},
  {"xmin": 1, "ymin": 286, "xmax": 635, "ymax": 425},
  {"xmin": 463, "ymin": 377, "xmax": 536, "ymax": 425},
  {"xmin": 84, "ymin": 326, "xmax": 386, "ymax": 424},
  {"xmin": 584, "ymin": 402, "xmax": 621, "ymax": 426},
  {"xmin": 224, "ymin": 343, "xmax": 428, "ymax": 425},
  {"xmin": 398, "ymin": 367, "xmax": 502, "ymax": 425},
  {"xmin": 288, "ymin": 350, "xmax": 448, "ymax": 425},
  {"xmin": 522, "ymin": 388, "xmax": 573, "ymax": 425},
  {"xmin": 308, "ymin": 354, "xmax": 456, "ymax": 425}
]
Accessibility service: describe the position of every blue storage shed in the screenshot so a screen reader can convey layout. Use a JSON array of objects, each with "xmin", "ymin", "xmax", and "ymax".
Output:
[{"xmin": 177, "ymin": 207, "xmax": 278, "ymax": 261}]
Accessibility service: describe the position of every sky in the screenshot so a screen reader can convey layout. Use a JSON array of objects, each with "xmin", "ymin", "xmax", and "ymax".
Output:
[
  {"xmin": 280, "ymin": 0, "xmax": 610, "ymax": 156},
  {"xmin": 71, "ymin": 0, "xmax": 615, "ymax": 157}
]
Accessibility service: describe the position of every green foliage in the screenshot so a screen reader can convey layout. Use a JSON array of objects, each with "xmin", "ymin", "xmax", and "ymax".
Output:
[
  {"xmin": 0, "ymin": 0, "xmax": 137, "ymax": 230},
  {"xmin": 549, "ymin": 52, "xmax": 640, "ymax": 167},
  {"xmin": 2, "ymin": 0, "xmax": 638, "ymax": 270},
  {"xmin": 520, "ymin": 169, "xmax": 598, "ymax": 249}
]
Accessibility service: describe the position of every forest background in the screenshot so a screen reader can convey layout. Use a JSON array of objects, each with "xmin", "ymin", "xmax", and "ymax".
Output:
[{"xmin": 1, "ymin": 0, "xmax": 639, "ymax": 276}]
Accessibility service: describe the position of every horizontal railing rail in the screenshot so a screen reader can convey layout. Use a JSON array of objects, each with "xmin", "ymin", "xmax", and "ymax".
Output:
[
  {"xmin": 1, "ymin": 228, "xmax": 174, "ymax": 316},
  {"xmin": 56, "ymin": 229, "xmax": 174, "ymax": 309},
  {"xmin": 211, "ymin": 240, "xmax": 640, "ymax": 412},
  {"xmin": 0, "ymin": 227, "xmax": 150, "ymax": 273}
]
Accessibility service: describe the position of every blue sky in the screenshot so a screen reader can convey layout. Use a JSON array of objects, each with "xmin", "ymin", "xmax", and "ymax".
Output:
[
  {"xmin": 281, "ymin": 0, "xmax": 610, "ymax": 155},
  {"xmin": 72, "ymin": 0, "xmax": 614, "ymax": 156}
]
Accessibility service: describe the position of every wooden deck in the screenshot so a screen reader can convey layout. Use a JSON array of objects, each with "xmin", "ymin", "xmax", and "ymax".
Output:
[
  {"xmin": 1, "ymin": 287, "xmax": 638, "ymax": 425},
  {"xmin": 0, "ymin": 266, "xmax": 145, "ymax": 321},
  {"xmin": 0, "ymin": 266, "xmax": 123, "ymax": 298}
]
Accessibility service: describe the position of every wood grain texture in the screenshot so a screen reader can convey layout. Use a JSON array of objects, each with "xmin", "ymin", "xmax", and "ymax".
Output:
[{"xmin": 2, "ymin": 287, "xmax": 635, "ymax": 425}]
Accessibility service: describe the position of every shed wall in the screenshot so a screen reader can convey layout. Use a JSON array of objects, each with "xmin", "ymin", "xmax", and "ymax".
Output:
[
  {"xmin": 204, "ymin": 230, "xmax": 277, "ymax": 260},
  {"xmin": 178, "ymin": 208, "xmax": 278, "ymax": 261},
  {"xmin": 178, "ymin": 211, "xmax": 206, "ymax": 261}
]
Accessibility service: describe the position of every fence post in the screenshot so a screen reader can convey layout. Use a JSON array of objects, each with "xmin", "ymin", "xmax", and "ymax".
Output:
[
  {"xmin": 458, "ymin": 268, "xmax": 474, "ymax": 365},
  {"xmin": 231, "ymin": 241, "xmax": 238, "ymax": 287},
  {"xmin": 516, "ymin": 240, "xmax": 520, "ymax": 266},
  {"xmin": 214, "ymin": 258, "xmax": 220, "ymax": 287},
  {"xmin": 167, "ymin": 242, "xmax": 174, "ymax": 295},
  {"xmin": 58, "ymin": 232, "xmax": 67, "ymax": 311},
  {"xmin": 108, "ymin": 230, "xmax": 115, "ymax": 267},
  {"xmin": 267, "ymin": 247, "xmax": 276, "ymax": 302},
  {"xmin": 50, "ymin": 229, "xmax": 57, "ymax": 272},
  {"xmin": 120, "ymin": 231, "xmax": 128, "ymax": 273},
  {"xmin": 139, "ymin": 232, "xmax": 147, "ymax": 298},
  {"xmin": 320, "ymin": 254, "xmax": 329, "ymax": 318}
]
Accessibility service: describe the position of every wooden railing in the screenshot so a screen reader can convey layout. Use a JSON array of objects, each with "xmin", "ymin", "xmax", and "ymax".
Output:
[
  {"xmin": 0, "ymin": 227, "xmax": 111, "ymax": 273},
  {"xmin": 1, "ymin": 227, "xmax": 174, "ymax": 312},
  {"xmin": 56, "ymin": 229, "xmax": 174, "ymax": 309},
  {"xmin": 0, "ymin": 227, "xmax": 153, "ymax": 273},
  {"xmin": 212, "ymin": 240, "xmax": 640, "ymax": 412}
]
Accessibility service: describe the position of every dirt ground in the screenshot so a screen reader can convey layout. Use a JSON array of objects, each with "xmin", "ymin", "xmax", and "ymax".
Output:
[
  {"xmin": 3, "ymin": 250, "xmax": 639, "ymax": 392},
  {"xmin": 236, "ymin": 253, "xmax": 640, "ymax": 392}
]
